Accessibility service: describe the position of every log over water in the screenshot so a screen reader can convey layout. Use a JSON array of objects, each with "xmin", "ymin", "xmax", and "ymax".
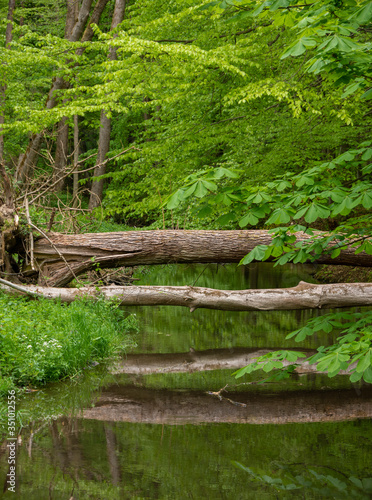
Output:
[
  {"xmin": 32, "ymin": 230, "xmax": 372, "ymax": 286},
  {"xmin": 3, "ymin": 281, "xmax": 372, "ymax": 311}
]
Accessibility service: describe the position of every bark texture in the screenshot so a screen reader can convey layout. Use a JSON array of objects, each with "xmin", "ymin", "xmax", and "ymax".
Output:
[
  {"xmin": 82, "ymin": 385, "xmax": 372, "ymax": 425},
  {"xmin": 31, "ymin": 230, "xmax": 372, "ymax": 286},
  {"xmin": 2, "ymin": 281, "xmax": 372, "ymax": 311}
]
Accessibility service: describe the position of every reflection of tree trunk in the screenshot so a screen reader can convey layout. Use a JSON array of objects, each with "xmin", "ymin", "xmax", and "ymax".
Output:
[
  {"xmin": 82, "ymin": 385, "xmax": 372, "ymax": 425},
  {"xmin": 89, "ymin": 0, "xmax": 126, "ymax": 209},
  {"xmin": 104, "ymin": 424, "xmax": 122, "ymax": 486},
  {"xmin": 50, "ymin": 420, "xmax": 69, "ymax": 471},
  {"xmin": 4, "ymin": 281, "xmax": 372, "ymax": 310}
]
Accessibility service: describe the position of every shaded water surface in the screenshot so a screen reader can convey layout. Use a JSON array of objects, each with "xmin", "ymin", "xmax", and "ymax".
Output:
[{"xmin": 1, "ymin": 263, "xmax": 372, "ymax": 499}]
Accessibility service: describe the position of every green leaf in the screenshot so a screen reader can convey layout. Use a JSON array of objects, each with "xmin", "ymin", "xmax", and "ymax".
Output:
[
  {"xmin": 240, "ymin": 245, "xmax": 268, "ymax": 265},
  {"xmin": 350, "ymin": 2, "xmax": 372, "ymax": 24},
  {"xmin": 361, "ymin": 88, "xmax": 372, "ymax": 100},
  {"xmin": 362, "ymin": 192, "xmax": 372, "ymax": 209},
  {"xmin": 362, "ymin": 365, "xmax": 372, "ymax": 383},
  {"xmin": 166, "ymin": 189, "xmax": 184, "ymax": 209},
  {"xmin": 266, "ymin": 208, "xmax": 292, "ymax": 225},
  {"xmin": 194, "ymin": 181, "xmax": 208, "ymax": 198},
  {"xmin": 356, "ymin": 351, "xmax": 371, "ymax": 373},
  {"xmin": 350, "ymin": 370, "xmax": 363, "ymax": 382},
  {"xmin": 239, "ymin": 213, "xmax": 259, "ymax": 227},
  {"xmin": 304, "ymin": 203, "xmax": 330, "ymax": 224},
  {"xmin": 216, "ymin": 212, "xmax": 236, "ymax": 225}
]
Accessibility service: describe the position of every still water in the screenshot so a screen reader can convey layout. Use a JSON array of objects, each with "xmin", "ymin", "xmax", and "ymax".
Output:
[{"xmin": 1, "ymin": 263, "xmax": 372, "ymax": 499}]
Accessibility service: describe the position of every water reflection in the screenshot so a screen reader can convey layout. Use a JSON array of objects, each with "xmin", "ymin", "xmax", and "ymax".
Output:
[{"xmin": 1, "ymin": 262, "xmax": 372, "ymax": 499}]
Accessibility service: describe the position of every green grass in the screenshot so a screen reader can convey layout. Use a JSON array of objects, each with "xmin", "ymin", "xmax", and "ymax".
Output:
[{"xmin": 0, "ymin": 292, "xmax": 138, "ymax": 393}]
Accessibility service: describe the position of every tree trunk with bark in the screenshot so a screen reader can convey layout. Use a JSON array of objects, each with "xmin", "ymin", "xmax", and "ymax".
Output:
[
  {"xmin": 89, "ymin": 0, "xmax": 126, "ymax": 209},
  {"xmin": 28, "ymin": 230, "xmax": 372, "ymax": 286}
]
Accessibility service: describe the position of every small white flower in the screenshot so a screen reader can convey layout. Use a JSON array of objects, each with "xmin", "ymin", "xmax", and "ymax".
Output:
[{"xmin": 27, "ymin": 345, "xmax": 32, "ymax": 348}]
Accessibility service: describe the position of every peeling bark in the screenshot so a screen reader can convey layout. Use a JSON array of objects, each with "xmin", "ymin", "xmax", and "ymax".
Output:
[
  {"xmin": 2, "ymin": 281, "xmax": 372, "ymax": 311},
  {"xmin": 30, "ymin": 230, "xmax": 372, "ymax": 286}
]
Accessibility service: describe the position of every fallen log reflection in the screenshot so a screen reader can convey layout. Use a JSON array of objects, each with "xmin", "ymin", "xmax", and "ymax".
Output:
[
  {"xmin": 112, "ymin": 348, "xmax": 319, "ymax": 375},
  {"xmin": 82, "ymin": 385, "xmax": 372, "ymax": 425}
]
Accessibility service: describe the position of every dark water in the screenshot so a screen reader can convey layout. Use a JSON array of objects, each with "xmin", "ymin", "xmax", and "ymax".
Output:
[{"xmin": 1, "ymin": 263, "xmax": 372, "ymax": 499}]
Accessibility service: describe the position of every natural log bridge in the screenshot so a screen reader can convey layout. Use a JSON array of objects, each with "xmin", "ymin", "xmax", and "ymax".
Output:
[
  {"xmin": 2, "ymin": 281, "xmax": 372, "ymax": 311},
  {"xmin": 32, "ymin": 230, "xmax": 372, "ymax": 286}
]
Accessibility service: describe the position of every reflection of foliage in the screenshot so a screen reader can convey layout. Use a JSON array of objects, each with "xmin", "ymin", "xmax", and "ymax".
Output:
[
  {"xmin": 234, "ymin": 310, "xmax": 372, "ymax": 383},
  {"xmin": 233, "ymin": 462, "xmax": 372, "ymax": 499},
  {"xmin": 0, "ymin": 366, "xmax": 118, "ymax": 435}
]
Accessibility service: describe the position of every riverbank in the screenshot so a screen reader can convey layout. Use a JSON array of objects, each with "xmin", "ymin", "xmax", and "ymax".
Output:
[{"xmin": 0, "ymin": 292, "xmax": 138, "ymax": 428}]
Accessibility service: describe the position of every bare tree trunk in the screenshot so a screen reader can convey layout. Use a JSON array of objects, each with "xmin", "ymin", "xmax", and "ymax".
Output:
[
  {"xmin": 53, "ymin": 117, "xmax": 69, "ymax": 191},
  {"xmin": 2, "ymin": 281, "xmax": 372, "ymax": 311},
  {"xmin": 82, "ymin": 385, "xmax": 372, "ymax": 425},
  {"xmin": 72, "ymin": 114, "xmax": 80, "ymax": 206},
  {"xmin": 89, "ymin": 0, "xmax": 126, "ymax": 209},
  {"xmin": 29, "ymin": 230, "xmax": 372, "ymax": 286}
]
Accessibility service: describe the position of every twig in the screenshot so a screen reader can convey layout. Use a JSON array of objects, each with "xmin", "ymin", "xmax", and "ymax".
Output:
[
  {"xmin": 24, "ymin": 198, "xmax": 35, "ymax": 270},
  {"xmin": 0, "ymin": 277, "xmax": 43, "ymax": 297}
]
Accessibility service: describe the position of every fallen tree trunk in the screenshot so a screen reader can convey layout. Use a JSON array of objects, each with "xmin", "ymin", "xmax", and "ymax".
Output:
[
  {"xmin": 81, "ymin": 384, "xmax": 372, "ymax": 424},
  {"xmin": 2, "ymin": 280, "xmax": 372, "ymax": 311},
  {"xmin": 31, "ymin": 230, "xmax": 372, "ymax": 286}
]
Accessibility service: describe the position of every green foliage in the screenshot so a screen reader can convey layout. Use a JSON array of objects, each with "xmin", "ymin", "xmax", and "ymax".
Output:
[
  {"xmin": 0, "ymin": 292, "xmax": 138, "ymax": 391},
  {"xmin": 234, "ymin": 311, "xmax": 372, "ymax": 383}
]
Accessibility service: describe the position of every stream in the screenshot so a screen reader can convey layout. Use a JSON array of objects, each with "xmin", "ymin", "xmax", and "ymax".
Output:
[{"xmin": 1, "ymin": 263, "xmax": 372, "ymax": 499}]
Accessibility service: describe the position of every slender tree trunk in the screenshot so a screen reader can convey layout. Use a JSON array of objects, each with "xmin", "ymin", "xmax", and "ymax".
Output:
[
  {"xmin": 53, "ymin": 117, "xmax": 69, "ymax": 191},
  {"xmin": 89, "ymin": 0, "xmax": 126, "ymax": 209},
  {"xmin": 27, "ymin": 230, "xmax": 372, "ymax": 286},
  {"xmin": 72, "ymin": 114, "xmax": 80, "ymax": 206}
]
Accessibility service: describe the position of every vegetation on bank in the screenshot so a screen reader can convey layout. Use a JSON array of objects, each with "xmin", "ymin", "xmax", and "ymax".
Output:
[{"xmin": 0, "ymin": 292, "xmax": 138, "ymax": 395}]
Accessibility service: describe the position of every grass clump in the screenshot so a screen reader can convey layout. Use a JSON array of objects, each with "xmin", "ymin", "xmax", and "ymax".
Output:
[{"xmin": 0, "ymin": 292, "xmax": 138, "ymax": 393}]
